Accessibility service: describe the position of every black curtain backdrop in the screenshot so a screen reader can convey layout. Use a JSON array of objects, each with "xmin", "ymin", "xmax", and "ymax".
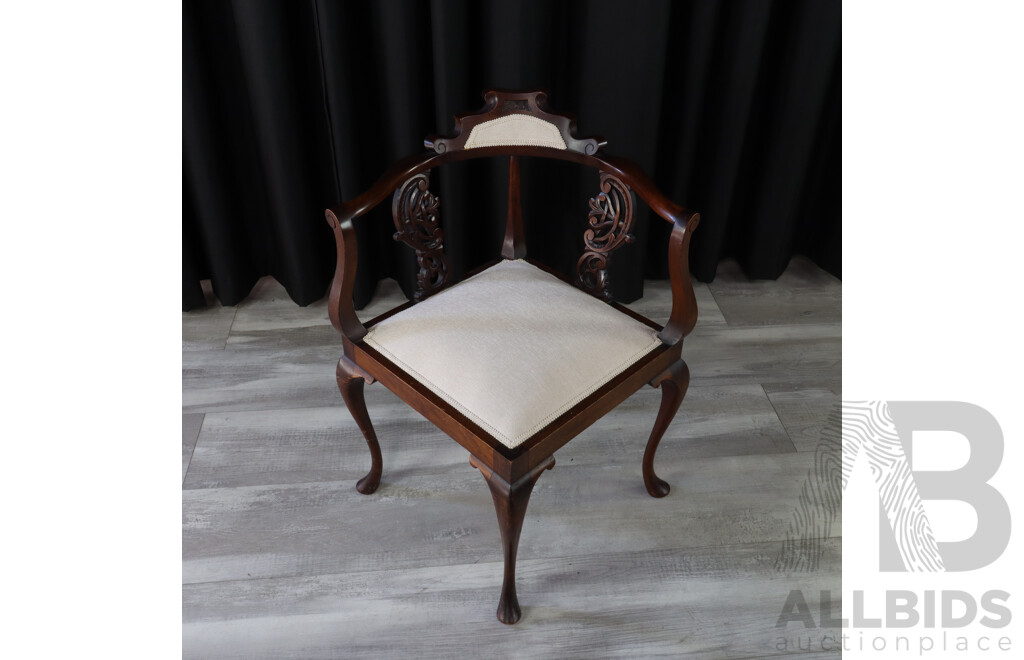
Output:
[{"xmin": 183, "ymin": 0, "xmax": 840, "ymax": 311}]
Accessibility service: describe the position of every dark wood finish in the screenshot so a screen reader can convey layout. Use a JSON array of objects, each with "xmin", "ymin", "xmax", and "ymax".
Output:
[
  {"xmin": 354, "ymin": 341, "xmax": 509, "ymax": 475},
  {"xmin": 469, "ymin": 454, "xmax": 555, "ymax": 624},
  {"xmin": 324, "ymin": 90, "xmax": 701, "ymax": 623},
  {"xmin": 327, "ymin": 148, "xmax": 692, "ymax": 235},
  {"xmin": 335, "ymin": 356, "xmax": 381, "ymax": 494},
  {"xmin": 659, "ymin": 213, "xmax": 701, "ymax": 346},
  {"xmin": 425, "ymin": 89, "xmax": 605, "ymax": 155},
  {"xmin": 643, "ymin": 360, "xmax": 691, "ymax": 498},
  {"xmin": 391, "ymin": 172, "xmax": 449, "ymax": 301},
  {"xmin": 325, "ymin": 148, "xmax": 699, "ymax": 350},
  {"xmin": 524, "ymin": 257, "xmax": 663, "ymax": 331},
  {"xmin": 575, "ymin": 172, "xmax": 636, "ymax": 299},
  {"xmin": 508, "ymin": 342, "xmax": 681, "ymax": 481},
  {"xmin": 363, "ymin": 259, "xmax": 505, "ymax": 330},
  {"xmin": 325, "ymin": 210, "xmax": 367, "ymax": 343},
  {"xmin": 502, "ymin": 156, "xmax": 526, "ymax": 260},
  {"xmin": 350, "ymin": 330, "xmax": 681, "ymax": 484}
]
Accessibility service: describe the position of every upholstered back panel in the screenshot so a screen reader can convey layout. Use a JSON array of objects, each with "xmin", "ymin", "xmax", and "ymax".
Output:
[
  {"xmin": 425, "ymin": 90, "xmax": 604, "ymax": 155},
  {"xmin": 464, "ymin": 115, "xmax": 568, "ymax": 150}
]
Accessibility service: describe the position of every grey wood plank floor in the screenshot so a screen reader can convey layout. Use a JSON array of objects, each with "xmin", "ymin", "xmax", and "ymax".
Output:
[{"xmin": 183, "ymin": 257, "xmax": 841, "ymax": 659}]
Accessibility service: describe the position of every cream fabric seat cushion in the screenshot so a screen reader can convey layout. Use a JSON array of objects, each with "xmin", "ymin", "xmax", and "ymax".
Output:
[{"xmin": 363, "ymin": 260, "xmax": 661, "ymax": 449}]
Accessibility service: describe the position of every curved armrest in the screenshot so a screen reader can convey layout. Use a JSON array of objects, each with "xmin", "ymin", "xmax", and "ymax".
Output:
[
  {"xmin": 325, "ymin": 152, "xmax": 441, "ymax": 344},
  {"xmin": 658, "ymin": 212, "xmax": 701, "ymax": 346},
  {"xmin": 598, "ymin": 154, "xmax": 690, "ymax": 226},
  {"xmin": 597, "ymin": 154, "xmax": 701, "ymax": 345},
  {"xmin": 324, "ymin": 145, "xmax": 700, "ymax": 346},
  {"xmin": 330, "ymin": 153, "xmax": 439, "ymax": 225},
  {"xmin": 325, "ymin": 209, "xmax": 367, "ymax": 342}
]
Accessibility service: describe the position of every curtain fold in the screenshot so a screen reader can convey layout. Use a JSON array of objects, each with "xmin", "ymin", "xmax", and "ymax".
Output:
[{"xmin": 183, "ymin": 0, "xmax": 840, "ymax": 311}]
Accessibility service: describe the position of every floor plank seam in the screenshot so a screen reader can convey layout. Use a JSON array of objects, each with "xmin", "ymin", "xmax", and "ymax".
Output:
[
  {"xmin": 704, "ymin": 282, "xmax": 729, "ymax": 326},
  {"xmin": 181, "ymin": 400, "xmax": 343, "ymax": 416},
  {"xmin": 221, "ymin": 305, "xmax": 240, "ymax": 350},
  {"xmin": 179, "ymin": 451, "xmax": 838, "ymax": 492},
  {"xmin": 181, "ymin": 535, "xmax": 843, "ymax": 588},
  {"xmin": 183, "ymin": 413, "xmax": 205, "ymax": 486},
  {"xmin": 760, "ymin": 383, "xmax": 801, "ymax": 453}
]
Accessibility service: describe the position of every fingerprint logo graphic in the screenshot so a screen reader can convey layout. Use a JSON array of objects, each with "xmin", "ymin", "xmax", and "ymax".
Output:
[
  {"xmin": 779, "ymin": 400, "xmax": 1008, "ymax": 574},
  {"xmin": 842, "ymin": 401, "xmax": 945, "ymax": 572},
  {"xmin": 775, "ymin": 404, "xmax": 842, "ymax": 573}
]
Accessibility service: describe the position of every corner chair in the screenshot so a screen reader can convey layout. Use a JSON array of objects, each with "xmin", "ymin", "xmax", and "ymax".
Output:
[{"xmin": 326, "ymin": 90, "xmax": 700, "ymax": 624}]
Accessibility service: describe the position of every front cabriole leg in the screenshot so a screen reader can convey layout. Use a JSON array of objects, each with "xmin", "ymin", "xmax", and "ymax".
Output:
[
  {"xmin": 469, "ymin": 455, "xmax": 555, "ymax": 624},
  {"xmin": 643, "ymin": 359, "xmax": 690, "ymax": 497},
  {"xmin": 336, "ymin": 356, "xmax": 381, "ymax": 494}
]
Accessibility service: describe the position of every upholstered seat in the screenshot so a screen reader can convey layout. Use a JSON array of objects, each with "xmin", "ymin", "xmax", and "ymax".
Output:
[{"xmin": 364, "ymin": 260, "xmax": 661, "ymax": 448}]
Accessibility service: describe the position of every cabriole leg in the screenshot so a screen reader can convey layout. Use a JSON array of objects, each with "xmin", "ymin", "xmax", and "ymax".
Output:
[
  {"xmin": 643, "ymin": 359, "xmax": 690, "ymax": 498},
  {"xmin": 336, "ymin": 356, "xmax": 381, "ymax": 494},
  {"xmin": 469, "ymin": 456, "xmax": 555, "ymax": 624}
]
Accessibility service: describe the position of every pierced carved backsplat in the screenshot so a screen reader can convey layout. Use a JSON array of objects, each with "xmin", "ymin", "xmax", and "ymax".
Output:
[
  {"xmin": 392, "ymin": 172, "xmax": 449, "ymax": 301},
  {"xmin": 575, "ymin": 172, "xmax": 636, "ymax": 300}
]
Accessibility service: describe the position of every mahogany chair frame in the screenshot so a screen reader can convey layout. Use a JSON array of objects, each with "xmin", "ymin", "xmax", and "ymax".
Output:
[{"xmin": 326, "ymin": 90, "xmax": 700, "ymax": 624}]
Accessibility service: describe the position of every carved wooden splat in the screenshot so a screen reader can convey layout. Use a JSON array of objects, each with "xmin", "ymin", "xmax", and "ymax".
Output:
[
  {"xmin": 575, "ymin": 172, "xmax": 636, "ymax": 300},
  {"xmin": 391, "ymin": 172, "xmax": 449, "ymax": 301}
]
